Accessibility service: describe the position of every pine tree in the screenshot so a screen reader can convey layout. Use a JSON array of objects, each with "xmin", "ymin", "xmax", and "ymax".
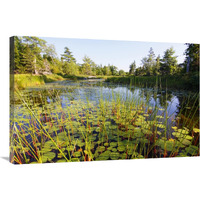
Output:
[
  {"xmin": 184, "ymin": 43, "xmax": 199, "ymax": 72},
  {"xmin": 20, "ymin": 45, "xmax": 35, "ymax": 73},
  {"xmin": 160, "ymin": 47, "xmax": 178, "ymax": 75},
  {"xmin": 61, "ymin": 47, "xmax": 76, "ymax": 63},
  {"xmin": 129, "ymin": 61, "xmax": 136, "ymax": 75}
]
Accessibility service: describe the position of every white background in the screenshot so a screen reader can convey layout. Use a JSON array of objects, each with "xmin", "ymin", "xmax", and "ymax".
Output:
[{"xmin": 0, "ymin": 0, "xmax": 199, "ymax": 199}]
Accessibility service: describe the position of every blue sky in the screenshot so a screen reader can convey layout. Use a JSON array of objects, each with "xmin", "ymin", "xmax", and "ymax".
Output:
[{"xmin": 41, "ymin": 37, "xmax": 186, "ymax": 72}]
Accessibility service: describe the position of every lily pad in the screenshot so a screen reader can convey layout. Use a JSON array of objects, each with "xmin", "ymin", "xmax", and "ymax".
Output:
[
  {"xmin": 185, "ymin": 145, "xmax": 198, "ymax": 155},
  {"xmin": 71, "ymin": 158, "xmax": 80, "ymax": 162},
  {"xmin": 97, "ymin": 146, "xmax": 105, "ymax": 152},
  {"xmin": 42, "ymin": 152, "xmax": 56, "ymax": 163},
  {"xmin": 193, "ymin": 128, "xmax": 200, "ymax": 133},
  {"xmin": 120, "ymin": 153, "xmax": 127, "ymax": 159},
  {"xmin": 111, "ymin": 148, "xmax": 117, "ymax": 152},
  {"xmin": 110, "ymin": 152, "xmax": 120, "ymax": 160},
  {"xmin": 179, "ymin": 138, "xmax": 191, "ymax": 146},
  {"xmin": 110, "ymin": 142, "xmax": 117, "ymax": 148},
  {"xmin": 117, "ymin": 146, "xmax": 126, "ymax": 152},
  {"xmin": 178, "ymin": 129, "xmax": 189, "ymax": 135}
]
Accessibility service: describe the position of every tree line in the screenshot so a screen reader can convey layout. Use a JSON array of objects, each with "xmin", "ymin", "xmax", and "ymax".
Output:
[
  {"xmin": 129, "ymin": 44, "xmax": 199, "ymax": 76},
  {"xmin": 13, "ymin": 36, "xmax": 126, "ymax": 76},
  {"xmin": 13, "ymin": 36, "xmax": 199, "ymax": 77}
]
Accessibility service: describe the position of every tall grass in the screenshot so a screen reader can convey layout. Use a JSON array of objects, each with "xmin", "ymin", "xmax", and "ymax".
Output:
[
  {"xmin": 14, "ymin": 74, "xmax": 65, "ymax": 89},
  {"xmin": 106, "ymin": 73, "xmax": 199, "ymax": 91}
]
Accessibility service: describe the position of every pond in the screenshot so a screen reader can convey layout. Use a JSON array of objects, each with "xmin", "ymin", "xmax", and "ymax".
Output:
[{"xmin": 10, "ymin": 79, "xmax": 199, "ymax": 164}]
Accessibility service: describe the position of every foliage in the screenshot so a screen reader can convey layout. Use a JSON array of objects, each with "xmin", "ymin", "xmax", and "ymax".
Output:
[
  {"xmin": 10, "ymin": 80, "xmax": 199, "ymax": 164},
  {"xmin": 61, "ymin": 47, "xmax": 76, "ymax": 63},
  {"xmin": 160, "ymin": 47, "xmax": 178, "ymax": 75},
  {"xmin": 14, "ymin": 74, "xmax": 64, "ymax": 89},
  {"xmin": 106, "ymin": 73, "xmax": 199, "ymax": 91},
  {"xmin": 184, "ymin": 43, "xmax": 199, "ymax": 72},
  {"xmin": 129, "ymin": 61, "xmax": 136, "ymax": 75},
  {"xmin": 119, "ymin": 69, "xmax": 126, "ymax": 76}
]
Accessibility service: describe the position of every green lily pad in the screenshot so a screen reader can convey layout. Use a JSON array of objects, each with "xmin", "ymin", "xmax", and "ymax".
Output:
[
  {"xmin": 179, "ymin": 139, "xmax": 191, "ymax": 146},
  {"xmin": 193, "ymin": 128, "xmax": 200, "ymax": 133},
  {"xmin": 42, "ymin": 152, "xmax": 56, "ymax": 163},
  {"xmin": 137, "ymin": 154, "xmax": 144, "ymax": 158},
  {"xmin": 97, "ymin": 146, "xmax": 105, "ymax": 152},
  {"xmin": 111, "ymin": 148, "xmax": 117, "ymax": 152},
  {"xmin": 104, "ymin": 143, "xmax": 109, "ymax": 147},
  {"xmin": 117, "ymin": 146, "xmax": 126, "ymax": 152},
  {"xmin": 71, "ymin": 158, "xmax": 80, "ymax": 162},
  {"xmin": 110, "ymin": 152, "xmax": 120, "ymax": 160},
  {"xmin": 96, "ymin": 150, "xmax": 111, "ymax": 160},
  {"xmin": 120, "ymin": 153, "xmax": 127, "ymax": 159},
  {"xmin": 185, "ymin": 145, "xmax": 198, "ymax": 155},
  {"xmin": 156, "ymin": 124, "xmax": 166, "ymax": 129},
  {"xmin": 178, "ymin": 129, "xmax": 189, "ymax": 135},
  {"xmin": 172, "ymin": 132, "xmax": 181, "ymax": 137},
  {"xmin": 107, "ymin": 146, "xmax": 113, "ymax": 151},
  {"xmin": 110, "ymin": 142, "xmax": 117, "ymax": 148},
  {"xmin": 56, "ymin": 159, "xmax": 67, "ymax": 163}
]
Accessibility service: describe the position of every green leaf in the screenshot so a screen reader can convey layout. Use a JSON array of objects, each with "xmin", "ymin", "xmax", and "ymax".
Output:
[{"xmin": 110, "ymin": 152, "xmax": 120, "ymax": 160}]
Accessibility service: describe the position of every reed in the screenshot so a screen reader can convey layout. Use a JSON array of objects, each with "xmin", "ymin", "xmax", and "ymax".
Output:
[{"xmin": 10, "ymin": 80, "xmax": 199, "ymax": 164}]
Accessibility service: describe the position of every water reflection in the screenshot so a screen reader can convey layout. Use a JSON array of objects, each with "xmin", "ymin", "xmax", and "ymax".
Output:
[{"xmin": 14, "ymin": 79, "xmax": 199, "ymax": 129}]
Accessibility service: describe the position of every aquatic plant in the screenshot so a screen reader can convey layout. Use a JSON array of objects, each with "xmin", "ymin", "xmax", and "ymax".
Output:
[{"xmin": 10, "ymin": 80, "xmax": 199, "ymax": 164}]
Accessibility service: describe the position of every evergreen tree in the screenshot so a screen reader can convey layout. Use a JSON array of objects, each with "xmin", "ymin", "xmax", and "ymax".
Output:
[
  {"xmin": 141, "ymin": 47, "xmax": 156, "ymax": 76},
  {"xmin": 129, "ymin": 61, "xmax": 136, "ymax": 75},
  {"xmin": 20, "ymin": 45, "xmax": 35, "ymax": 73},
  {"xmin": 14, "ymin": 36, "xmax": 23, "ymax": 73},
  {"xmin": 160, "ymin": 47, "xmax": 178, "ymax": 75},
  {"xmin": 61, "ymin": 47, "xmax": 76, "ymax": 63},
  {"xmin": 153, "ymin": 55, "xmax": 161, "ymax": 75},
  {"xmin": 184, "ymin": 43, "xmax": 199, "ymax": 72}
]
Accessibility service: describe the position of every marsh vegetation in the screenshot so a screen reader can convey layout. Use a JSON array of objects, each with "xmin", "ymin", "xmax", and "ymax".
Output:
[
  {"xmin": 10, "ymin": 36, "xmax": 199, "ymax": 164},
  {"xmin": 10, "ymin": 79, "xmax": 199, "ymax": 164}
]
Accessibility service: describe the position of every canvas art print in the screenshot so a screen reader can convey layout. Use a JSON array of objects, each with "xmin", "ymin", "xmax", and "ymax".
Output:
[{"xmin": 9, "ymin": 36, "xmax": 199, "ymax": 164}]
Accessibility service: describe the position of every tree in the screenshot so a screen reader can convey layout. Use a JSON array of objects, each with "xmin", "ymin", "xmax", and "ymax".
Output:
[
  {"xmin": 153, "ymin": 55, "xmax": 161, "ymax": 75},
  {"xmin": 160, "ymin": 47, "xmax": 178, "ymax": 75},
  {"xmin": 95, "ymin": 65, "xmax": 104, "ymax": 75},
  {"xmin": 119, "ymin": 69, "xmax": 125, "ymax": 76},
  {"xmin": 109, "ymin": 65, "xmax": 118, "ymax": 75},
  {"xmin": 102, "ymin": 66, "xmax": 111, "ymax": 76},
  {"xmin": 184, "ymin": 43, "xmax": 199, "ymax": 72},
  {"xmin": 61, "ymin": 47, "xmax": 76, "ymax": 63},
  {"xmin": 141, "ymin": 47, "xmax": 156, "ymax": 76},
  {"xmin": 22, "ymin": 36, "xmax": 47, "ymax": 74},
  {"xmin": 62, "ymin": 61, "xmax": 79, "ymax": 75},
  {"xmin": 81, "ymin": 56, "xmax": 95, "ymax": 75},
  {"xmin": 14, "ymin": 36, "xmax": 24, "ymax": 73},
  {"xmin": 129, "ymin": 61, "xmax": 136, "ymax": 75},
  {"xmin": 43, "ymin": 44, "xmax": 57, "ymax": 62},
  {"xmin": 20, "ymin": 45, "xmax": 35, "ymax": 73}
]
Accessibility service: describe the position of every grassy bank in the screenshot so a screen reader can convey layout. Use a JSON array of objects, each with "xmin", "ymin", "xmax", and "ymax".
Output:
[
  {"xmin": 14, "ymin": 74, "xmax": 65, "ymax": 89},
  {"xmin": 106, "ymin": 72, "xmax": 199, "ymax": 91},
  {"xmin": 13, "ymin": 74, "xmax": 118, "ymax": 89}
]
